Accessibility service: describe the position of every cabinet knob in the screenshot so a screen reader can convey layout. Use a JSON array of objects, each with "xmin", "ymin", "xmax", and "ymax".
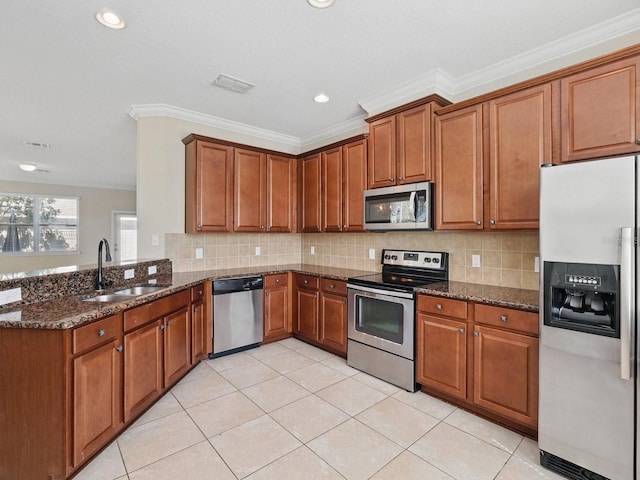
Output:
[
  {"xmin": 476, "ymin": 220, "xmax": 482, "ymax": 225},
  {"xmin": 636, "ymin": 139, "xmax": 640, "ymax": 145},
  {"xmin": 317, "ymin": 227, "xmax": 321, "ymax": 231},
  {"xmin": 500, "ymin": 315, "xmax": 507, "ymax": 322},
  {"xmin": 97, "ymin": 329, "xmax": 106, "ymax": 337},
  {"xmin": 160, "ymin": 324, "xmax": 165, "ymax": 330},
  {"xmin": 304, "ymin": 280, "xmax": 308, "ymax": 284},
  {"xmin": 458, "ymin": 328, "xmax": 465, "ymax": 333},
  {"xmin": 265, "ymin": 292, "xmax": 270, "ymax": 297},
  {"xmin": 198, "ymin": 290, "xmax": 203, "ymax": 295},
  {"xmin": 490, "ymin": 220, "xmax": 495, "ymax": 225},
  {"xmin": 390, "ymin": 177, "xmax": 394, "ymax": 182},
  {"xmin": 330, "ymin": 284, "xmax": 335, "ymax": 289},
  {"xmin": 167, "ymin": 320, "xmax": 172, "ymax": 326},
  {"xmin": 116, "ymin": 345, "xmax": 123, "ymax": 352},
  {"xmin": 261, "ymin": 225, "xmax": 265, "ymax": 230},
  {"xmin": 343, "ymin": 224, "xmax": 347, "ymax": 228},
  {"xmin": 473, "ymin": 331, "xmax": 479, "ymax": 337},
  {"xmin": 436, "ymin": 304, "xmax": 442, "ymax": 310},
  {"xmin": 398, "ymin": 176, "xmax": 403, "ymax": 181},
  {"xmin": 197, "ymin": 224, "xmax": 202, "ymax": 228},
  {"xmin": 313, "ymin": 294, "xmax": 317, "ymax": 299},
  {"xmin": 275, "ymin": 279, "xmax": 280, "ymax": 283}
]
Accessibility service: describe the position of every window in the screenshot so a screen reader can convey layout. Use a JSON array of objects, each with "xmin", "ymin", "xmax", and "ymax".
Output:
[{"xmin": 0, "ymin": 194, "xmax": 79, "ymax": 254}]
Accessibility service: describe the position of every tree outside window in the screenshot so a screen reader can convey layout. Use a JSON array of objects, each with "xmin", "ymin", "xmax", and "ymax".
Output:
[{"xmin": 0, "ymin": 194, "xmax": 79, "ymax": 254}]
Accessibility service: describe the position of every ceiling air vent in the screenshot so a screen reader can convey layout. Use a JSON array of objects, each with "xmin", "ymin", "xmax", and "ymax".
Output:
[
  {"xmin": 23, "ymin": 140, "xmax": 51, "ymax": 149},
  {"xmin": 211, "ymin": 74, "xmax": 255, "ymax": 94}
]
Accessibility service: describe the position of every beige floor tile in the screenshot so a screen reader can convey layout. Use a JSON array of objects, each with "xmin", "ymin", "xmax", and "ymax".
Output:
[
  {"xmin": 444, "ymin": 409, "xmax": 523, "ymax": 453},
  {"xmin": 205, "ymin": 351, "xmax": 259, "ymax": 372},
  {"xmin": 392, "ymin": 390, "xmax": 457, "ymax": 420},
  {"xmin": 321, "ymin": 356, "xmax": 360, "ymax": 376},
  {"xmin": 514, "ymin": 437, "xmax": 541, "ymax": 462},
  {"xmin": 176, "ymin": 361, "xmax": 216, "ymax": 384},
  {"xmin": 352, "ymin": 372, "xmax": 402, "ymax": 396},
  {"xmin": 270, "ymin": 394, "xmax": 349, "ymax": 443},
  {"xmin": 286, "ymin": 362, "xmax": 347, "ymax": 392},
  {"xmin": 218, "ymin": 361, "xmax": 281, "ymax": 389},
  {"xmin": 132, "ymin": 393, "xmax": 183, "ymax": 428},
  {"xmin": 316, "ymin": 378, "xmax": 387, "ymax": 416},
  {"xmin": 209, "ymin": 415, "xmax": 302, "ymax": 478},
  {"xmin": 117, "ymin": 411, "xmax": 205, "ymax": 472},
  {"xmin": 356, "ymin": 397, "xmax": 439, "ymax": 448},
  {"xmin": 128, "ymin": 441, "xmax": 235, "ymax": 480},
  {"xmin": 294, "ymin": 344, "xmax": 335, "ymax": 361},
  {"xmin": 171, "ymin": 370, "xmax": 236, "ymax": 409},
  {"xmin": 259, "ymin": 349, "xmax": 317, "ymax": 374},
  {"xmin": 307, "ymin": 418, "xmax": 403, "ymax": 480},
  {"xmin": 73, "ymin": 441, "xmax": 126, "ymax": 480},
  {"xmin": 495, "ymin": 455, "xmax": 568, "ymax": 480},
  {"xmin": 370, "ymin": 450, "xmax": 454, "ymax": 480},
  {"xmin": 277, "ymin": 337, "xmax": 310, "ymax": 350},
  {"xmin": 245, "ymin": 446, "xmax": 343, "ymax": 480},
  {"xmin": 187, "ymin": 391, "xmax": 264, "ymax": 437},
  {"xmin": 246, "ymin": 342, "xmax": 290, "ymax": 360},
  {"xmin": 242, "ymin": 375, "xmax": 311, "ymax": 412},
  {"xmin": 409, "ymin": 422, "xmax": 510, "ymax": 480}
]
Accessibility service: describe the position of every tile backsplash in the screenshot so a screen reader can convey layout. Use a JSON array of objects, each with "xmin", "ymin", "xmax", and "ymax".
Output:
[{"xmin": 166, "ymin": 231, "xmax": 539, "ymax": 290}]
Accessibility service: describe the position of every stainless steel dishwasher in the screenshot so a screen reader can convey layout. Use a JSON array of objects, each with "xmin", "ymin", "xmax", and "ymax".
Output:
[{"xmin": 209, "ymin": 276, "xmax": 263, "ymax": 358}]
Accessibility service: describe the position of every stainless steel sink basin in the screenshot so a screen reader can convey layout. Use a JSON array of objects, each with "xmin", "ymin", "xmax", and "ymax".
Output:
[
  {"xmin": 114, "ymin": 286, "xmax": 166, "ymax": 295},
  {"xmin": 83, "ymin": 294, "xmax": 138, "ymax": 303}
]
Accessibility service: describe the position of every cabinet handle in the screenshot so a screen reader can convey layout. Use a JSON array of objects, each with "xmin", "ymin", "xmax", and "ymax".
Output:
[
  {"xmin": 436, "ymin": 304, "xmax": 442, "ymax": 310},
  {"xmin": 636, "ymin": 139, "xmax": 640, "ymax": 145},
  {"xmin": 490, "ymin": 220, "xmax": 495, "ymax": 225},
  {"xmin": 330, "ymin": 284, "xmax": 335, "ymax": 289},
  {"xmin": 160, "ymin": 324, "xmax": 165, "ymax": 330},
  {"xmin": 458, "ymin": 328, "xmax": 465, "ymax": 333},
  {"xmin": 198, "ymin": 290, "xmax": 203, "ymax": 295},
  {"xmin": 500, "ymin": 315, "xmax": 507, "ymax": 322},
  {"xmin": 116, "ymin": 345, "xmax": 123, "ymax": 352},
  {"xmin": 476, "ymin": 221, "xmax": 482, "ymax": 225},
  {"xmin": 473, "ymin": 331, "xmax": 479, "ymax": 337},
  {"xmin": 398, "ymin": 176, "xmax": 403, "ymax": 181},
  {"xmin": 97, "ymin": 329, "xmax": 106, "ymax": 337},
  {"xmin": 390, "ymin": 177, "xmax": 394, "ymax": 182},
  {"xmin": 167, "ymin": 320, "xmax": 172, "ymax": 327},
  {"xmin": 265, "ymin": 292, "xmax": 270, "ymax": 297}
]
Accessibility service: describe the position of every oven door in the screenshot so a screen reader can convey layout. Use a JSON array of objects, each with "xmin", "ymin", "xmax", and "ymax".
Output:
[{"xmin": 347, "ymin": 284, "xmax": 415, "ymax": 359}]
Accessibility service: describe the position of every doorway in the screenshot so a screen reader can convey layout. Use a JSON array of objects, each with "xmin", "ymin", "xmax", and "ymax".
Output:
[{"xmin": 112, "ymin": 211, "xmax": 137, "ymax": 261}]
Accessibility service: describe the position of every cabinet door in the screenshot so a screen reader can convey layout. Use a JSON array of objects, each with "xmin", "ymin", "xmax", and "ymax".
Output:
[
  {"xmin": 397, "ymin": 104, "xmax": 432, "ymax": 184},
  {"xmin": 186, "ymin": 141, "xmax": 234, "ymax": 232},
  {"xmin": 73, "ymin": 340, "xmax": 123, "ymax": 466},
  {"xmin": 561, "ymin": 57, "xmax": 640, "ymax": 162},
  {"xmin": 296, "ymin": 287, "xmax": 318, "ymax": 340},
  {"xmin": 123, "ymin": 320, "xmax": 163, "ymax": 422},
  {"xmin": 264, "ymin": 284, "xmax": 289, "ymax": 340},
  {"xmin": 488, "ymin": 84, "xmax": 551, "ymax": 229},
  {"xmin": 322, "ymin": 147, "xmax": 343, "ymax": 232},
  {"xmin": 191, "ymin": 300, "xmax": 205, "ymax": 364},
  {"xmin": 368, "ymin": 116, "xmax": 396, "ymax": 188},
  {"xmin": 342, "ymin": 139, "xmax": 367, "ymax": 232},
  {"xmin": 416, "ymin": 313, "xmax": 467, "ymax": 399},
  {"xmin": 473, "ymin": 325, "xmax": 538, "ymax": 428},
  {"xmin": 301, "ymin": 154, "xmax": 322, "ymax": 232},
  {"xmin": 319, "ymin": 292, "xmax": 347, "ymax": 355},
  {"xmin": 266, "ymin": 155, "xmax": 296, "ymax": 232},
  {"xmin": 435, "ymin": 104, "xmax": 484, "ymax": 230},
  {"xmin": 234, "ymin": 149, "xmax": 266, "ymax": 232},
  {"xmin": 164, "ymin": 306, "xmax": 191, "ymax": 387}
]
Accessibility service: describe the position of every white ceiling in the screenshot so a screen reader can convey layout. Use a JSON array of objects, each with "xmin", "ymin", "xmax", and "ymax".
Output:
[{"xmin": 2, "ymin": 0, "xmax": 640, "ymax": 191}]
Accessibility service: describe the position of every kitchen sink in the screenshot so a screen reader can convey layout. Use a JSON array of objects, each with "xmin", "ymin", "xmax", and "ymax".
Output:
[
  {"xmin": 113, "ymin": 286, "xmax": 166, "ymax": 296},
  {"xmin": 83, "ymin": 294, "xmax": 139, "ymax": 303}
]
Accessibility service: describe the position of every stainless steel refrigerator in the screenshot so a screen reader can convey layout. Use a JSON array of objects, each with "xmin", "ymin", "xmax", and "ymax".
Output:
[{"xmin": 539, "ymin": 155, "xmax": 637, "ymax": 480}]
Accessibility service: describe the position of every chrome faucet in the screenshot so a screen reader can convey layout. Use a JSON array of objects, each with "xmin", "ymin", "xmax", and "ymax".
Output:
[{"xmin": 96, "ymin": 238, "xmax": 113, "ymax": 291}]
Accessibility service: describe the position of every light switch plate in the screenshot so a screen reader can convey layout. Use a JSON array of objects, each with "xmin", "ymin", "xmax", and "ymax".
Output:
[
  {"xmin": 255, "ymin": 246, "xmax": 261, "ymax": 256},
  {"xmin": 472, "ymin": 254, "xmax": 481, "ymax": 268},
  {"xmin": 310, "ymin": 246, "xmax": 315, "ymax": 255},
  {"xmin": 0, "ymin": 287, "xmax": 22, "ymax": 306},
  {"xmin": 148, "ymin": 265, "xmax": 157, "ymax": 275},
  {"xmin": 195, "ymin": 247, "xmax": 203, "ymax": 259},
  {"xmin": 369, "ymin": 248, "xmax": 376, "ymax": 260},
  {"xmin": 124, "ymin": 269, "xmax": 135, "ymax": 280},
  {"xmin": 151, "ymin": 234, "xmax": 160, "ymax": 246},
  {"xmin": 534, "ymin": 256, "xmax": 540, "ymax": 273}
]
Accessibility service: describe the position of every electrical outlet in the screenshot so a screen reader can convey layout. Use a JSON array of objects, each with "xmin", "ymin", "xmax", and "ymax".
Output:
[
  {"xmin": 310, "ymin": 246, "xmax": 315, "ymax": 255},
  {"xmin": 151, "ymin": 234, "xmax": 159, "ymax": 246},
  {"xmin": 534, "ymin": 256, "xmax": 540, "ymax": 273},
  {"xmin": 472, "ymin": 254, "xmax": 481, "ymax": 268},
  {"xmin": 148, "ymin": 265, "xmax": 157, "ymax": 275},
  {"xmin": 369, "ymin": 248, "xmax": 376, "ymax": 260},
  {"xmin": 0, "ymin": 287, "xmax": 22, "ymax": 306},
  {"xmin": 124, "ymin": 269, "xmax": 135, "ymax": 280},
  {"xmin": 195, "ymin": 247, "xmax": 203, "ymax": 259},
  {"xmin": 255, "ymin": 246, "xmax": 261, "ymax": 256}
]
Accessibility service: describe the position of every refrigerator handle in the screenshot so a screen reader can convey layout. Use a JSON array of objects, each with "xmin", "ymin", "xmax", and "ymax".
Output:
[{"xmin": 620, "ymin": 227, "xmax": 635, "ymax": 380}]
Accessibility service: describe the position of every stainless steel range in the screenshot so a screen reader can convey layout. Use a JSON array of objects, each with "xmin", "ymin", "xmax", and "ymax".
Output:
[{"xmin": 347, "ymin": 249, "xmax": 448, "ymax": 391}]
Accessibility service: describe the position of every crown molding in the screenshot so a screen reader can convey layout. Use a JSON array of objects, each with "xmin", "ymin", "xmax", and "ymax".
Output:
[{"xmin": 300, "ymin": 115, "xmax": 368, "ymax": 152}]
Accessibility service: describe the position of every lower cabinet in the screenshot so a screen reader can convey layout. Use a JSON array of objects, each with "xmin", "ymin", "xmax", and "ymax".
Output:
[
  {"xmin": 190, "ymin": 284, "xmax": 206, "ymax": 363},
  {"xmin": 164, "ymin": 305, "xmax": 191, "ymax": 386},
  {"xmin": 416, "ymin": 294, "xmax": 539, "ymax": 434},
  {"xmin": 263, "ymin": 273, "xmax": 292, "ymax": 343},
  {"xmin": 294, "ymin": 274, "xmax": 320, "ymax": 341}
]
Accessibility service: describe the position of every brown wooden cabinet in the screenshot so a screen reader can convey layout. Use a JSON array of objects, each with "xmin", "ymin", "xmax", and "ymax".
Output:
[
  {"xmin": 191, "ymin": 284, "xmax": 206, "ymax": 363},
  {"xmin": 163, "ymin": 305, "xmax": 191, "ymax": 386},
  {"xmin": 319, "ymin": 278, "xmax": 347, "ymax": 355},
  {"xmin": 561, "ymin": 56, "xmax": 640, "ymax": 163},
  {"xmin": 300, "ymin": 153, "xmax": 322, "ymax": 232},
  {"xmin": 436, "ymin": 84, "xmax": 551, "ymax": 230},
  {"xmin": 263, "ymin": 273, "xmax": 292, "ymax": 343},
  {"xmin": 367, "ymin": 101, "xmax": 443, "ymax": 189},
  {"xmin": 294, "ymin": 274, "xmax": 320, "ymax": 340},
  {"xmin": 266, "ymin": 154, "xmax": 297, "ymax": 232},
  {"xmin": 184, "ymin": 137, "xmax": 234, "ymax": 232},
  {"xmin": 322, "ymin": 147, "xmax": 343, "ymax": 232}
]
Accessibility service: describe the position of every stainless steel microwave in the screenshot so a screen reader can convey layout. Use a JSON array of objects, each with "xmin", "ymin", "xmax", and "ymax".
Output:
[{"xmin": 363, "ymin": 182, "xmax": 433, "ymax": 231}]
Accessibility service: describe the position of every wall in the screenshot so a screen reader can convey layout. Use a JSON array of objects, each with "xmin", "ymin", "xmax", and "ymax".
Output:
[
  {"xmin": 0, "ymin": 180, "xmax": 136, "ymax": 274},
  {"xmin": 166, "ymin": 230, "xmax": 539, "ymax": 290}
]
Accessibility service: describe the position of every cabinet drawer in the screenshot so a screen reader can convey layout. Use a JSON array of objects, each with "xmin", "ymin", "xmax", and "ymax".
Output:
[
  {"xmin": 297, "ymin": 274, "xmax": 319, "ymax": 289},
  {"xmin": 474, "ymin": 304, "xmax": 538, "ymax": 335},
  {"xmin": 191, "ymin": 284, "xmax": 205, "ymax": 303},
  {"xmin": 264, "ymin": 273, "xmax": 288, "ymax": 288},
  {"xmin": 124, "ymin": 290, "xmax": 190, "ymax": 332},
  {"xmin": 417, "ymin": 295, "xmax": 467, "ymax": 320},
  {"xmin": 320, "ymin": 278, "xmax": 347, "ymax": 296},
  {"xmin": 73, "ymin": 314, "xmax": 122, "ymax": 354}
]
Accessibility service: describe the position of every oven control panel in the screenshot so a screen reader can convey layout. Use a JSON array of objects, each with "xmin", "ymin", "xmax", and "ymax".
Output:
[
  {"xmin": 382, "ymin": 249, "xmax": 446, "ymax": 270},
  {"xmin": 564, "ymin": 274, "xmax": 601, "ymax": 287}
]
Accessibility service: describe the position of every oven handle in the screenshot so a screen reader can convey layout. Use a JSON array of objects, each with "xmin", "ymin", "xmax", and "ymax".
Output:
[
  {"xmin": 347, "ymin": 283, "xmax": 414, "ymax": 299},
  {"xmin": 620, "ymin": 227, "xmax": 635, "ymax": 380}
]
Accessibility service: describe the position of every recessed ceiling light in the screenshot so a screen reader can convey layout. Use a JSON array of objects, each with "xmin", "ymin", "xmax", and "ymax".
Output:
[
  {"xmin": 19, "ymin": 163, "xmax": 37, "ymax": 172},
  {"xmin": 307, "ymin": 0, "xmax": 335, "ymax": 8},
  {"xmin": 95, "ymin": 11, "xmax": 126, "ymax": 30},
  {"xmin": 314, "ymin": 93, "xmax": 330, "ymax": 103}
]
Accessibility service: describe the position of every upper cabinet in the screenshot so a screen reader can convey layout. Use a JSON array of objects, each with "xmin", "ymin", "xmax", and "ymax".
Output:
[
  {"xmin": 367, "ymin": 99, "xmax": 447, "ymax": 189},
  {"xmin": 184, "ymin": 137, "xmax": 234, "ymax": 232},
  {"xmin": 266, "ymin": 155, "xmax": 298, "ymax": 232},
  {"xmin": 300, "ymin": 153, "xmax": 322, "ymax": 233},
  {"xmin": 435, "ymin": 84, "xmax": 552, "ymax": 230},
  {"xmin": 561, "ymin": 56, "xmax": 640, "ymax": 163}
]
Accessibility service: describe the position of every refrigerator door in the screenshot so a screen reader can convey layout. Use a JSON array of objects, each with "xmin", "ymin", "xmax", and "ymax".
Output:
[{"xmin": 539, "ymin": 156, "xmax": 636, "ymax": 480}]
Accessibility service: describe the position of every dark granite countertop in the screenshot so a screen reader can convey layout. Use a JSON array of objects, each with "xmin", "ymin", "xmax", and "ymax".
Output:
[{"xmin": 0, "ymin": 264, "xmax": 539, "ymax": 329}]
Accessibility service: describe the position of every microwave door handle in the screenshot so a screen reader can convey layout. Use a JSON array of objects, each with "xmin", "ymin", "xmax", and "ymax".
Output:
[
  {"xmin": 620, "ymin": 227, "xmax": 635, "ymax": 380},
  {"xmin": 409, "ymin": 191, "xmax": 416, "ymax": 221}
]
